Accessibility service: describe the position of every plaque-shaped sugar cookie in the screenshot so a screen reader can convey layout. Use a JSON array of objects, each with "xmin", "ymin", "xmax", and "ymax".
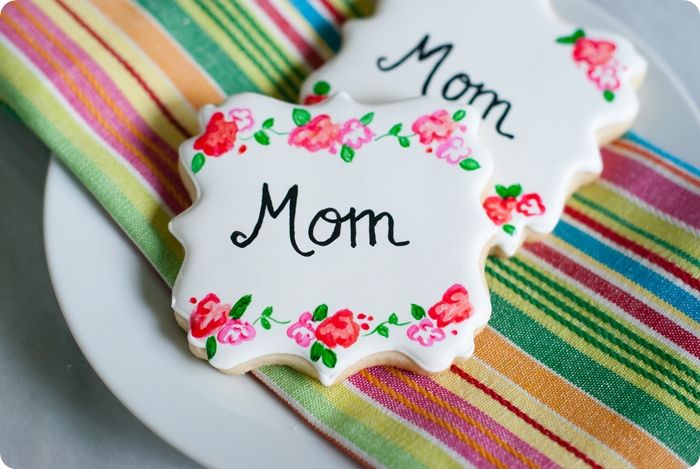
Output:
[
  {"xmin": 301, "ymin": 0, "xmax": 647, "ymax": 256},
  {"xmin": 170, "ymin": 93, "xmax": 495, "ymax": 385}
]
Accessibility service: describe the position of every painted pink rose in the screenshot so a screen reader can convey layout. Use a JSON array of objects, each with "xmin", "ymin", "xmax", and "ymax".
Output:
[
  {"xmin": 288, "ymin": 115, "xmax": 341, "ymax": 152},
  {"xmin": 436, "ymin": 136, "xmax": 472, "ymax": 164},
  {"xmin": 338, "ymin": 118, "xmax": 374, "ymax": 150},
  {"xmin": 428, "ymin": 284, "xmax": 474, "ymax": 328},
  {"xmin": 516, "ymin": 193, "xmax": 546, "ymax": 217},
  {"xmin": 588, "ymin": 64, "xmax": 620, "ymax": 91},
  {"xmin": 193, "ymin": 112, "xmax": 238, "ymax": 157},
  {"xmin": 573, "ymin": 37, "xmax": 616, "ymax": 67},
  {"xmin": 217, "ymin": 319, "xmax": 256, "ymax": 345},
  {"xmin": 407, "ymin": 318, "xmax": 446, "ymax": 347},
  {"xmin": 411, "ymin": 109, "xmax": 458, "ymax": 146},
  {"xmin": 189, "ymin": 293, "xmax": 230, "ymax": 339},
  {"xmin": 483, "ymin": 196, "xmax": 517, "ymax": 226},
  {"xmin": 228, "ymin": 108, "xmax": 254, "ymax": 133},
  {"xmin": 287, "ymin": 311, "xmax": 316, "ymax": 348}
]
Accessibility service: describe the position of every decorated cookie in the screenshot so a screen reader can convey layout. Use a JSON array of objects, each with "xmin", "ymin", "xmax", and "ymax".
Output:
[
  {"xmin": 301, "ymin": 0, "xmax": 647, "ymax": 256},
  {"xmin": 169, "ymin": 93, "xmax": 495, "ymax": 385}
]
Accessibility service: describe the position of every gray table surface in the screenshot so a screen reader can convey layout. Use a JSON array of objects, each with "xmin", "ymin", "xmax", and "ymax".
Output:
[{"xmin": 1, "ymin": 1, "xmax": 698, "ymax": 468}]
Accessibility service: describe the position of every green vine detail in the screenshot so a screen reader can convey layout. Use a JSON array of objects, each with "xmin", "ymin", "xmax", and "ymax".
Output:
[
  {"xmin": 374, "ymin": 123, "xmax": 415, "ymax": 147},
  {"xmin": 364, "ymin": 312, "xmax": 412, "ymax": 338},
  {"xmin": 241, "ymin": 116, "xmax": 289, "ymax": 146},
  {"xmin": 252, "ymin": 306, "xmax": 290, "ymax": 330}
]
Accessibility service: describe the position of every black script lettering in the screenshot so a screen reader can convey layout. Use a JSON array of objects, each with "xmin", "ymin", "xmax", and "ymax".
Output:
[
  {"xmin": 231, "ymin": 183, "xmax": 314, "ymax": 257},
  {"xmin": 442, "ymin": 74, "xmax": 514, "ymax": 139},
  {"xmin": 351, "ymin": 209, "xmax": 410, "ymax": 248},
  {"xmin": 376, "ymin": 34, "xmax": 515, "ymax": 139},
  {"xmin": 232, "ymin": 184, "xmax": 410, "ymax": 257},
  {"xmin": 308, "ymin": 208, "xmax": 348, "ymax": 246},
  {"xmin": 377, "ymin": 34, "xmax": 453, "ymax": 97}
]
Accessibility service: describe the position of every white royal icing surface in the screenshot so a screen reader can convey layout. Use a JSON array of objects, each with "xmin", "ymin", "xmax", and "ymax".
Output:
[
  {"xmin": 301, "ymin": 0, "xmax": 647, "ymax": 256},
  {"xmin": 170, "ymin": 93, "xmax": 495, "ymax": 385}
]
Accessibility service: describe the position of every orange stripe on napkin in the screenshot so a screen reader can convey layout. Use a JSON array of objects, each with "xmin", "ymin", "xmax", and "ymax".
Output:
[
  {"xmin": 473, "ymin": 329, "xmax": 685, "ymax": 468},
  {"xmin": 93, "ymin": 0, "xmax": 225, "ymax": 111}
]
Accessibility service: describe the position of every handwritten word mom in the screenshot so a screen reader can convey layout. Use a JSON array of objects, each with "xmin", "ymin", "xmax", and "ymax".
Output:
[
  {"xmin": 231, "ymin": 183, "xmax": 410, "ymax": 257},
  {"xmin": 377, "ymin": 34, "xmax": 515, "ymax": 139}
]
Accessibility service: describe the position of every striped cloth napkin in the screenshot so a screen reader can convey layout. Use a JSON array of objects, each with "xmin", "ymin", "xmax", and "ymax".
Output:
[{"xmin": 1, "ymin": 1, "xmax": 698, "ymax": 467}]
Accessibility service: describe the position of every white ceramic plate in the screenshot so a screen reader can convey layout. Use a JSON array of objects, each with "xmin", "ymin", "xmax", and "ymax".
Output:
[{"xmin": 44, "ymin": 1, "xmax": 700, "ymax": 467}]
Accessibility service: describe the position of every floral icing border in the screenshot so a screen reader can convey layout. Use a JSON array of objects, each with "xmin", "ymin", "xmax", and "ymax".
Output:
[
  {"xmin": 557, "ymin": 28, "xmax": 623, "ymax": 102},
  {"xmin": 188, "ymin": 284, "xmax": 475, "ymax": 370},
  {"xmin": 482, "ymin": 184, "xmax": 545, "ymax": 236},
  {"xmin": 189, "ymin": 98, "xmax": 482, "ymax": 173}
]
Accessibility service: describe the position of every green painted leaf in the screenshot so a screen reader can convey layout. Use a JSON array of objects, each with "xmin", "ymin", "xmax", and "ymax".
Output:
[
  {"xmin": 507, "ymin": 184, "xmax": 523, "ymax": 198},
  {"xmin": 604, "ymin": 90, "xmax": 615, "ymax": 102},
  {"xmin": 377, "ymin": 324, "xmax": 389, "ymax": 338},
  {"xmin": 556, "ymin": 36, "xmax": 577, "ymax": 44},
  {"xmin": 292, "ymin": 108, "xmax": 311, "ymax": 126},
  {"xmin": 261, "ymin": 306, "xmax": 273, "ymax": 317},
  {"xmin": 254, "ymin": 130, "xmax": 270, "ymax": 145},
  {"xmin": 310, "ymin": 341, "xmax": 324, "ymax": 362},
  {"xmin": 322, "ymin": 348, "xmax": 337, "ymax": 368},
  {"xmin": 261, "ymin": 318, "xmax": 271, "ymax": 330},
  {"xmin": 229, "ymin": 294, "xmax": 252, "ymax": 319},
  {"xmin": 313, "ymin": 80, "xmax": 331, "ymax": 96},
  {"xmin": 313, "ymin": 304, "xmax": 328, "ymax": 322},
  {"xmin": 388, "ymin": 123, "xmax": 402, "ymax": 136},
  {"xmin": 398, "ymin": 136, "xmax": 410, "ymax": 148},
  {"xmin": 495, "ymin": 185, "xmax": 509, "ymax": 198},
  {"xmin": 340, "ymin": 144, "xmax": 355, "ymax": 163},
  {"xmin": 556, "ymin": 28, "xmax": 585, "ymax": 44},
  {"xmin": 503, "ymin": 224, "xmax": 516, "ymax": 235},
  {"xmin": 359, "ymin": 112, "xmax": 374, "ymax": 126},
  {"xmin": 388, "ymin": 313, "xmax": 399, "ymax": 325},
  {"xmin": 459, "ymin": 158, "xmax": 480, "ymax": 171},
  {"xmin": 411, "ymin": 304, "xmax": 426, "ymax": 320},
  {"xmin": 206, "ymin": 336, "xmax": 217, "ymax": 360},
  {"xmin": 191, "ymin": 153, "xmax": 205, "ymax": 173},
  {"xmin": 262, "ymin": 118, "xmax": 274, "ymax": 129},
  {"xmin": 452, "ymin": 109, "xmax": 466, "ymax": 122}
]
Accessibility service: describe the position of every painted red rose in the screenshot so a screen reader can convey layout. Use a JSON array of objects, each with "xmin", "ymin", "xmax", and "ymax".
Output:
[
  {"xmin": 428, "ymin": 284, "xmax": 474, "ymax": 328},
  {"xmin": 189, "ymin": 293, "xmax": 230, "ymax": 338},
  {"xmin": 315, "ymin": 309, "xmax": 360, "ymax": 349},
  {"xmin": 483, "ymin": 196, "xmax": 517, "ymax": 226},
  {"xmin": 194, "ymin": 112, "xmax": 238, "ymax": 157},
  {"xmin": 573, "ymin": 38, "xmax": 616, "ymax": 67},
  {"xmin": 303, "ymin": 94, "xmax": 328, "ymax": 105},
  {"xmin": 516, "ymin": 193, "xmax": 546, "ymax": 217},
  {"xmin": 288, "ymin": 114, "xmax": 340, "ymax": 152}
]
